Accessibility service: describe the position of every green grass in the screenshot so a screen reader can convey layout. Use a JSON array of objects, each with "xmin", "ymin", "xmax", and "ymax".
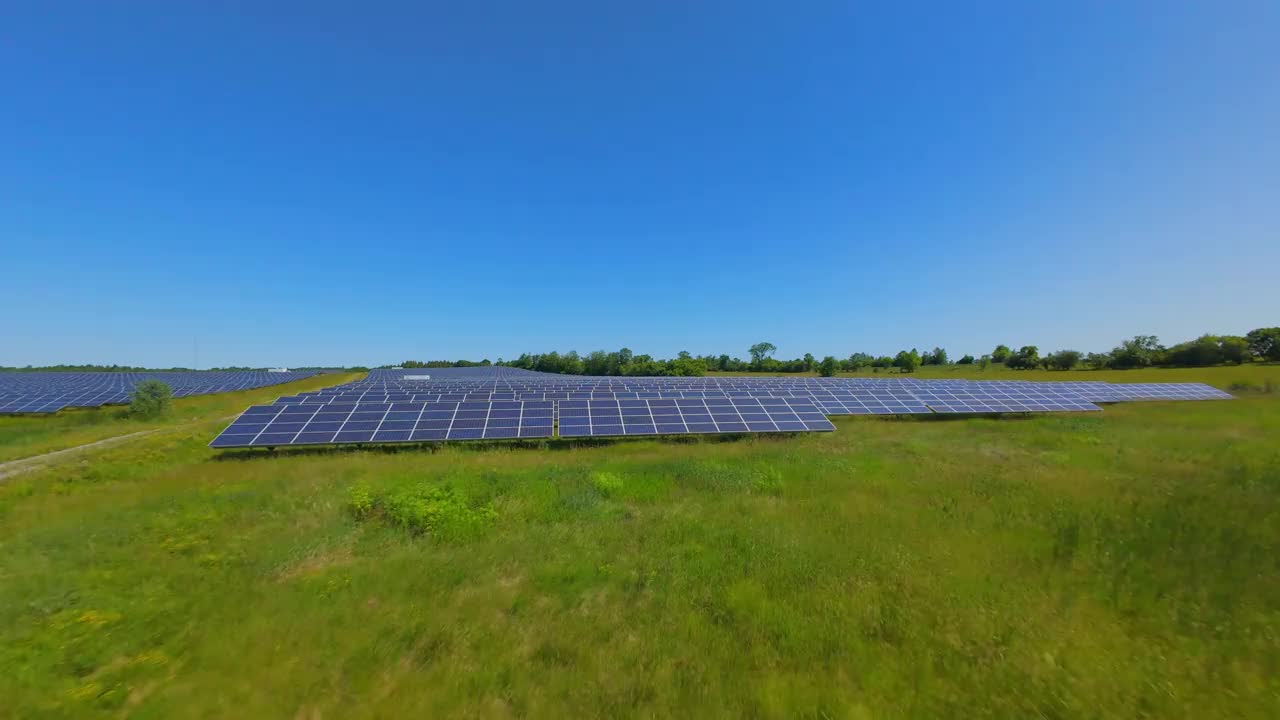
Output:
[
  {"xmin": 1, "ymin": 366, "xmax": 1277, "ymax": 717},
  {"xmin": 0, "ymin": 372, "xmax": 364, "ymax": 463}
]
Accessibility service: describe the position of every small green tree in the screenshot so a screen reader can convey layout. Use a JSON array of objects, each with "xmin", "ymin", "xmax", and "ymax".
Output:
[
  {"xmin": 893, "ymin": 349, "xmax": 921, "ymax": 373},
  {"xmin": 1109, "ymin": 335, "xmax": 1164, "ymax": 369},
  {"xmin": 130, "ymin": 380, "xmax": 173, "ymax": 419},
  {"xmin": 1046, "ymin": 349, "xmax": 1082, "ymax": 370},
  {"xmin": 1006, "ymin": 345, "xmax": 1040, "ymax": 370},
  {"xmin": 991, "ymin": 345, "xmax": 1012, "ymax": 363},
  {"xmin": 818, "ymin": 355, "xmax": 838, "ymax": 377},
  {"xmin": 978, "ymin": 355, "xmax": 991, "ymax": 370},
  {"xmin": 956, "ymin": 354, "xmax": 975, "ymax": 365}
]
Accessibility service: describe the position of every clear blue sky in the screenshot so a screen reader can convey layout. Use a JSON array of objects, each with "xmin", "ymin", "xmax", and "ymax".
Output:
[{"xmin": 3, "ymin": 1, "xmax": 1277, "ymax": 368}]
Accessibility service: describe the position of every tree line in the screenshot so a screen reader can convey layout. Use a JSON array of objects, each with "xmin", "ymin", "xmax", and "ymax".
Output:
[{"xmin": 494, "ymin": 327, "xmax": 1279, "ymax": 377}]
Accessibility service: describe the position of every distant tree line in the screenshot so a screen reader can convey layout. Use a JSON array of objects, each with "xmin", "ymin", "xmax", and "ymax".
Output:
[
  {"xmin": 12, "ymin": 328, "xmax": 1276, "ymax": 378},
  {"xmin": 384, "ymin": 359, "xmax": 493, "ymax": 369},
  {"xmin": 500, "ymin": 349, "xmax": 709, "ymax": 377},
  {"xmin": 492, "ymin": 326, "xmax": 1279, "ymax": 377},
  {"xmin": 0, "ymin": 364, "xmax": 199, "ymax": 372}
]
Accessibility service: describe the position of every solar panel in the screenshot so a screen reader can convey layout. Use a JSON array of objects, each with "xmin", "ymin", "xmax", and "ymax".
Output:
[
  {"xmin": 209, "ymin": 400, "xmax": 555, "ymax": 447},
  {"xmin": 0, "ymin": 370, "xmax": 324, "ymax": 414},
  {"xmin": 557, "ymin": 397, "xmax": 834, "ymax": 437},
  {"xmin": 207, "ymin": 368, "xmax": 1237, "ymax": 448}
]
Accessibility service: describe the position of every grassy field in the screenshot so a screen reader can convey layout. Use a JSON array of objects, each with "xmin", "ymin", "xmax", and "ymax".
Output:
[
  {"xmin": 0, "ymin": 373, "xmax": 364, "ymax": 463},
  {"xmin": 1, "ymin": 366, "xmax": 1277, "ymax": 717}
]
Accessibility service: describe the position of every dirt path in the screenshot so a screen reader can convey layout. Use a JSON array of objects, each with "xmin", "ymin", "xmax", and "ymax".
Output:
[{"xmin": 0, "ymin": 415, "xmax": 238, "ymax": 481}]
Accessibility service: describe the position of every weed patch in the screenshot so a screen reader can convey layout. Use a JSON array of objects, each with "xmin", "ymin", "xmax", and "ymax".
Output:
[{"xmin": 347, "ymin": 478, "xmax": 498, "ymax": 540}]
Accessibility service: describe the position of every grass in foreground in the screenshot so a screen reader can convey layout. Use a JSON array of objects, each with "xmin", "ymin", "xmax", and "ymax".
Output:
[
  {"xmin": 0, "ymin": 367, "xmax": 1277, "ymax": 717},
  {"xmin": 0, "ymin": 372, "xmax": 363, "ymax": 463}
]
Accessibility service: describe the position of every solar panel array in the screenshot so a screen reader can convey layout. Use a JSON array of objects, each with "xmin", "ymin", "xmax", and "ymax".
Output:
[
  {"xmin": 209, "ymin": 367, "xmax": 1234, "ymax": 448},
  {"xmin": 0, "ymin": 370, "xmax": 324, "ymax": 413},
  {"xmin": 210, "ymin": 400, "xmax": 554, "ymax": 447}
]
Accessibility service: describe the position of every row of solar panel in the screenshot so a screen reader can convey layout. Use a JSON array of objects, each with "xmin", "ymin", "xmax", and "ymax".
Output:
[
  {"xmin": 273, "ymin": 390, "xmax": 1100, "ymax": 406},
  {"xmin": 209, "ymin": 398, "xmax": 837, "ymax": 447},
  {"xmin": 277, "ymin": 383, "xmax": 1232, "ymax": 404},
  {"xmin": 207, "ymin": 369, "xmax": 1234, "ymax": 449},
  {"xmin": 0, "ymin": 371, "xmax": 325, "ymax": 414}
]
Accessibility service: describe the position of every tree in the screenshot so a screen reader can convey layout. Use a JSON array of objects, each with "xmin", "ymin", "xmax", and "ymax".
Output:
[
  {"xmin": 893, "ymin": 348, "xmax": 921, "ymax": 373},
  {"xmin": 1109, "ymin": 335, "xmax": 1164, "ymax": 369},
  {"xmin": 818, "ymin": 356, "xmax": 838, "ymax": 377},
  {"xmin": 847, "ymin": 352, "xmax": 873, "ymax": 370},
  {"xmin": 1046, "ymin": 349, "xmax": 1082, "ymax": 370},
  {"xmin": 1246, "ymin": 327, "xmax": 1280, "ymax": 361},
  {"xmin": 956, "ymin": 354, "xmax": 975, "ymax": 365},
  {"xmin": 130, "ymin": 380, "xmax": 173, "ymax": 419},
  {"xmin": 924, "ymin": 347, "xmax": 948, "ymax": 365},
  {"xmin": 977, "ymin": 355, "xmax": 991, "ymax": 370},
  {"xmin": 748, "ymin": 342, "xmax": 777, "ymax": 369},
  {"xmin": 1006, "ymin": 345, "xmax": 1040, "ymax": 370},
  {"xmin": 1220, "ymin": 336, "xmax": 1250, "ymax": 365},
  {"xmin": 1165, "ymin": 335, "xmax": 1251, "ymax": 367},
  {"xmin": 1084, "ymin": 352, "xmax": 1110, "ymax": 369},
  {"xmin": 991, "ymin": 345, "xmax": 1012, "ymax": 363},
  {"xmin": 667, "ymin": 355, "xmax": 708, "ymax": 377}
]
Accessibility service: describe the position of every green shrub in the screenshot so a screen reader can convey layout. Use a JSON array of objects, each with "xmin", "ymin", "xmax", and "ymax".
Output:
[
  {"xmin": 590, "ymin": 471, "xmax": 624, "ymax": 496},
  {"xmin": 750, "ymin": 466, "xmax": 785, "ymax": 495},
  {"xmin": 129, "ymin": 380, "xmax": 173, "ymax": 419},
  {"xmin": 345, "ymin": 479, "xmax": 498, "ymax": 539},
  {"xmin": 382, "ymin": 484, "xmax": 497, "ymax": 537},
  {"xmin": 346, "ymin": 484, "xmax": 374, "ymax": 518}
]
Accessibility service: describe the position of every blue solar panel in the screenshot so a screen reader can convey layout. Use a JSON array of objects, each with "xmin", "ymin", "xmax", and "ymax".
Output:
[
  {"xmin": 0, "ymin": 370, "xmax": 324, "ymax": 414},
  {"xmin": 556, "ymin": 397, "xmax": 834, "ymax": 437},
  {"xmin": 209, "ymin": 400, "xmax": 555, "ymax": 447},
  {"xmin": 207, "ymin": 367, "xmax": 1235, "ymax": 448}
]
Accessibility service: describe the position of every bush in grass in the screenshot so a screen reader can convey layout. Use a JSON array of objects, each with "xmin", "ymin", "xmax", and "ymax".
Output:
[
  {"xmin": 346, "ymin": 480, "xmax": 498, "ymax": 538},
  {"xmin": 346, "ymin": 484, "xmax": 374, "ymax": 519},
  {"xmin": 591, "ymin": 471, "xmax": 624, "ymax": 496},
  {"xmin": 383, "ymin": 484, "xmax": 497, "ymax": 537},
  {"xmin": 129, "ymin": 380, "xmax": 172, "ymax": 419},
  {"xmin": 750, "ymin": 466, "xmax": 784, "ymax": 495}
]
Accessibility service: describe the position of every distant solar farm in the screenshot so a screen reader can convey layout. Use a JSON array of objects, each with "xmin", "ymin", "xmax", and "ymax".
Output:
[
  {"xmin": 0, "ymin": 370, "xmax": 323, "ymax": 414},
  {"xmin": 209, "ymin": 367, "xmax": 1233, "ymax": 448}
]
